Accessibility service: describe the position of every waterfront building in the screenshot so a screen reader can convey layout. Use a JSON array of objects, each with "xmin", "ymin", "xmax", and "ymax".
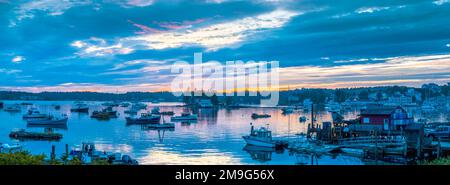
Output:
[{"xmin": 360, "ymin": 106, "xmax": 414, "ymax": 131}]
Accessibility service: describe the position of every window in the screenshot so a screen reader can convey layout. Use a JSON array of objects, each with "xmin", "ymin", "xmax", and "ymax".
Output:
[{"xmin": 363, "ymin": 117, "xmax": 370, "ymax": 124}]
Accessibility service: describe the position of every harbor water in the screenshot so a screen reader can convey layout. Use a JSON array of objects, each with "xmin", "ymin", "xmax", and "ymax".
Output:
[{"xmin": 0, "ymin": 101, "xmax": 448, "ymax": 165}]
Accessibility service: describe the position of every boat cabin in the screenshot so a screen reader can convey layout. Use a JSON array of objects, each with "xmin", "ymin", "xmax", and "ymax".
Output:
[{"xmin": 250, "ymin": 126, "xmax": 272, "ymax": 141}]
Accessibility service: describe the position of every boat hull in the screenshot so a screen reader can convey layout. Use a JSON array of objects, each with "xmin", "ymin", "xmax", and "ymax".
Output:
[
  {"xmin": 126, "ymin": 116, "xmax": 160, "ymax": 124},
  {"xmin": 243, "ymin": 136, "xmax": 276, "ymax": 148},
  {"xmin": 27, "ymin": 118, "xmax": 68, "ymax": 125}
]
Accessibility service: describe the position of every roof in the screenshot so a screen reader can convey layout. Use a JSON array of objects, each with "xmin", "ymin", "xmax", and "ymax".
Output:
[{"xmin": 361, "ymin": 105, "xmax": 403, "ymax": 115}]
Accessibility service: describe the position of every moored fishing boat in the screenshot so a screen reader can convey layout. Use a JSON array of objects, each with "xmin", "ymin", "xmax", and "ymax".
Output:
[
  {"xmin": 4, "ymin": 104, "xmax": 21, "ymax": 112},
  {"xmin": 120, "ymin": 102, "xmax": 130, "ymax": 107},
  {"xmin": 70, "ymin": 101, "xmax": 89, "ymax": 112},
  {"xmin": 299, "ymin": 116, "xmax": 307, "ymax": 122},
  {"xmin": 251, "ymin": 113, "xmax": 271, "ymax": 119},
  {"xmin": 281, "ymin": 107, "xmax": 294, "ymax": 114},
  {"xmin": 126, "ymin": 113, "xmax": 161, "ymax": 124},
  {"xmin": 170, "ymin": 112, "xmax": 198, "ymax": 121},
  {"xmin": 9, "ymin": 129, "xmax": 63, "ymax": 141},
  {"xmin": 23, "ymin": 108, "xmax": 47, "ymax": 119},
  {"xmin": 242, "ymin": 123, "xmax": 283, "ymax": 148},
  {"xmin": 27, "ymin": 115, "xmax": 68, "ymax": 125}
]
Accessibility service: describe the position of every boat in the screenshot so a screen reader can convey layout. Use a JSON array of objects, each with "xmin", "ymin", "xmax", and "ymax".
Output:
[
  {"xmin": 299, "ymin": 116, "xmax": 307, "ymax": 122},
  {"xmin": 0, "ymin": 143, "xmax": 22, "ymax": 153},
  {"xmin": 21, "ymin": 102, "xmax": 33, "ymax": 106},
  {"xmin": 27, "ymin": 115, "xmax": 68, "ymax": 126},
  {"xmin": 53, "ymin": 104, "xmax": 61, "ymax": 109},
  {"xmin": 170, "ymin": 112, "xmax": 198, "ymax": 121},
  {"xmin": 242, "ymin": 123, "xmax": 283, "ymax": 148},
  {"xmin": 251, "ymin": 113, "xmax": 271, "ymax": 119},
  {"xmin": 23, "ymin": 108, "xmax": 47, "ymax": 119},
  {"xmin": 91, "ymin": 110, "xmax": 116, "ymax": 120},
  {"xmin": 4, "ymin": 104, "xmax": 21, "ymax": 112},
  {"xmin": 69, "ymin": 142, "xmax": 138, "ymax": 165},
  {"xmin": 101, "ymin": 102, "xmax": 119, "ymax": 107},
  {"xmin": 9, "ymin": 129, "xmax": 62, "ymax": 141},
  {"xmin": 133, "ymin": 102, "xmax": 147, "ymax": 110},
  {"xmin": 150, "ymin": 107, "xmax": 174, "ymax": 115},
  {"xmin": 281, "ymin": 107, "xmax": 294, "ymax": 114},
  {"xmin": 120, "ymin": 102, "xmax": 130, "ymax": 107},
  {"xmin": 71, "ymin": 102, "xmax": 89, "ymax": 112},
  {"xmin": 160, "ymin": 111, "xmax": 175, "ymax": 115},
  {"xmin": 126, "ymin": 113, "xmax": 161, "ymax": 124},
  {"xmin": 124, "ymin": 108, "xmax": 139, "ymax": 114},
  {"xmin": 151, "ymin": 107, "xmax": 160, "ymax": 114}
]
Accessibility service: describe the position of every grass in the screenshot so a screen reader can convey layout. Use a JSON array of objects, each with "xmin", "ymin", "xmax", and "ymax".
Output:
[
  {"xmin": 0, "ymin": 151, "xmax": 109, "ymax": 165},
  {"xmin": 420, "ymin": 157, "xmax": 450, "ymax": 165}
]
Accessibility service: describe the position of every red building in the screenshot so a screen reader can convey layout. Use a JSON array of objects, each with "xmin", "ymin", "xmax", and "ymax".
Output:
[{"xmin": 360, "ymin": 106, "xmax": 413, "ymax": 131}]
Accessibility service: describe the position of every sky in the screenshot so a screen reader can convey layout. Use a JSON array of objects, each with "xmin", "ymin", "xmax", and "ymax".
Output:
[{"xmin": 0, "ymin": 0, "xmax": 450, "ymax": 92}]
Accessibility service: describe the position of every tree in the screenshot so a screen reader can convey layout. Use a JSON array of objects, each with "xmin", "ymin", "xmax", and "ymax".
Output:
[
  {"xmin": 358, "ymin": 91, "xmax": 369, "ymax": 100},
  {"xmin": 335, "ymin": 89, "xmax": 347, "ymax": 103}
]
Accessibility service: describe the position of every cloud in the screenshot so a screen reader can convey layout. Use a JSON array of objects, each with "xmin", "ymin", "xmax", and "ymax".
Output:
[
  {"xmin": 13, "ymin": 0, "xmax": 92, "ymax": 22},
  {"xmin": 74, "ymin": 9, "xmax": 300, "ymax": 56},
  {"xmin": 0, "ymin": 68, "xmax": 22, "ymax": 75},
  {"xmin": 279, "ymin": 54, "xmax": 450, "ymax": 88},
  {"xmin": 433, "ymin": 0, "xmax": 450, "ymax": 5},
  {"xmin": 355, "ymin": 7, "xmax": 390, "ymax": 14},
  {"xmin": 70, "ymin": 37, "xmax": 134, "ymax": 57},
  {"xmin": 12, "ymin": 56, "xmax": 25, "ymax": 63},
  {"xmin": 10, "ymin": 0, "xmax": 157, "ymax": 26},
  {"xmin": 125, "ymin": 0, "xmax": 154, "ymax": 7}
]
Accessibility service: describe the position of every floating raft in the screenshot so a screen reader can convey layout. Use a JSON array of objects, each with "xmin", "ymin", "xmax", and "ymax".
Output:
[{"xmin": 9, "ymin": 130, "xmax": 63, "ymax": 140}]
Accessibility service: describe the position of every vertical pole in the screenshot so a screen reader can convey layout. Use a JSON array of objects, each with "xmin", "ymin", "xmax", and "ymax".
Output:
[
  {"xmin": 375, "ymin": 130, "xmax": 378, "ymax": 165},
  {"xmin": 51, "ymin": 145, "xmax": 56, "ymax": 160},
  {"xmin": 65, "ymin": 144, "xmax": 69, "ymax": 157}
]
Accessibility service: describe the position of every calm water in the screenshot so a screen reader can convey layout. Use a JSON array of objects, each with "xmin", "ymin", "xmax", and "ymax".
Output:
[{"xmin": 0, "ymin": 101, "xmax": 448, "ymax": 165}]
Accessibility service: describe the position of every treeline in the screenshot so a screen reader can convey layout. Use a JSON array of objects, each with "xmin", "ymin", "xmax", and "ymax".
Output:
[
  {"xmin": 0, "ymin": 91, "xmax": 181, "ymax": 102},
  {"xmin": 1, "ymin": 83, "xmax": 448, "ymax": 104}
]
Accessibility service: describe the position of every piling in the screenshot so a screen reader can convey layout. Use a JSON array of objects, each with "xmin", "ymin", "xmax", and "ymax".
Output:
[
  {"xmin": 65, "ymin": 144, "xmax": 69, "ymax": 157},
  {"xmin": 51, "ymin": 145, "xmax": 56, "ymax": 160}
]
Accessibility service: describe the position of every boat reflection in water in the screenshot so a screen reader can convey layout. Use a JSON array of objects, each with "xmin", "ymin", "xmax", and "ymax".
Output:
[
  {"xmin": 242, "ymin": 145, "xmax": 282, "ymax": 163},
  {"xmin": 141, "ymin": 124, "xmax": 175, "ymax": 143}
]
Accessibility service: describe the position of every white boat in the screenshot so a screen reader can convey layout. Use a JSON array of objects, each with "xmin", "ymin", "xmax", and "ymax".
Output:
[
  {"xmin": 242, "ymin": 124, "xmax": 278, "ymax": 148},
  {"xmin": 23, "ymin": 108, "xmax": 47, "ymax": 119},
  {"xmin": 0, "ymin": 143, "xmax": 22, "ymax": 153},
  {"xmin": 171, "ymin": 112, "xmax": 198, "ymax": 121},
  {"xmin": 27, "ymin": 115, "xmax": 68, "ymax": 125}
]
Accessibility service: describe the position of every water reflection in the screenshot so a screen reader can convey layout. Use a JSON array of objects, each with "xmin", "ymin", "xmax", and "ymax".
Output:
[{"xmin": 0, "ymin": 100, "xmax": 448, "ymax": 165}]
